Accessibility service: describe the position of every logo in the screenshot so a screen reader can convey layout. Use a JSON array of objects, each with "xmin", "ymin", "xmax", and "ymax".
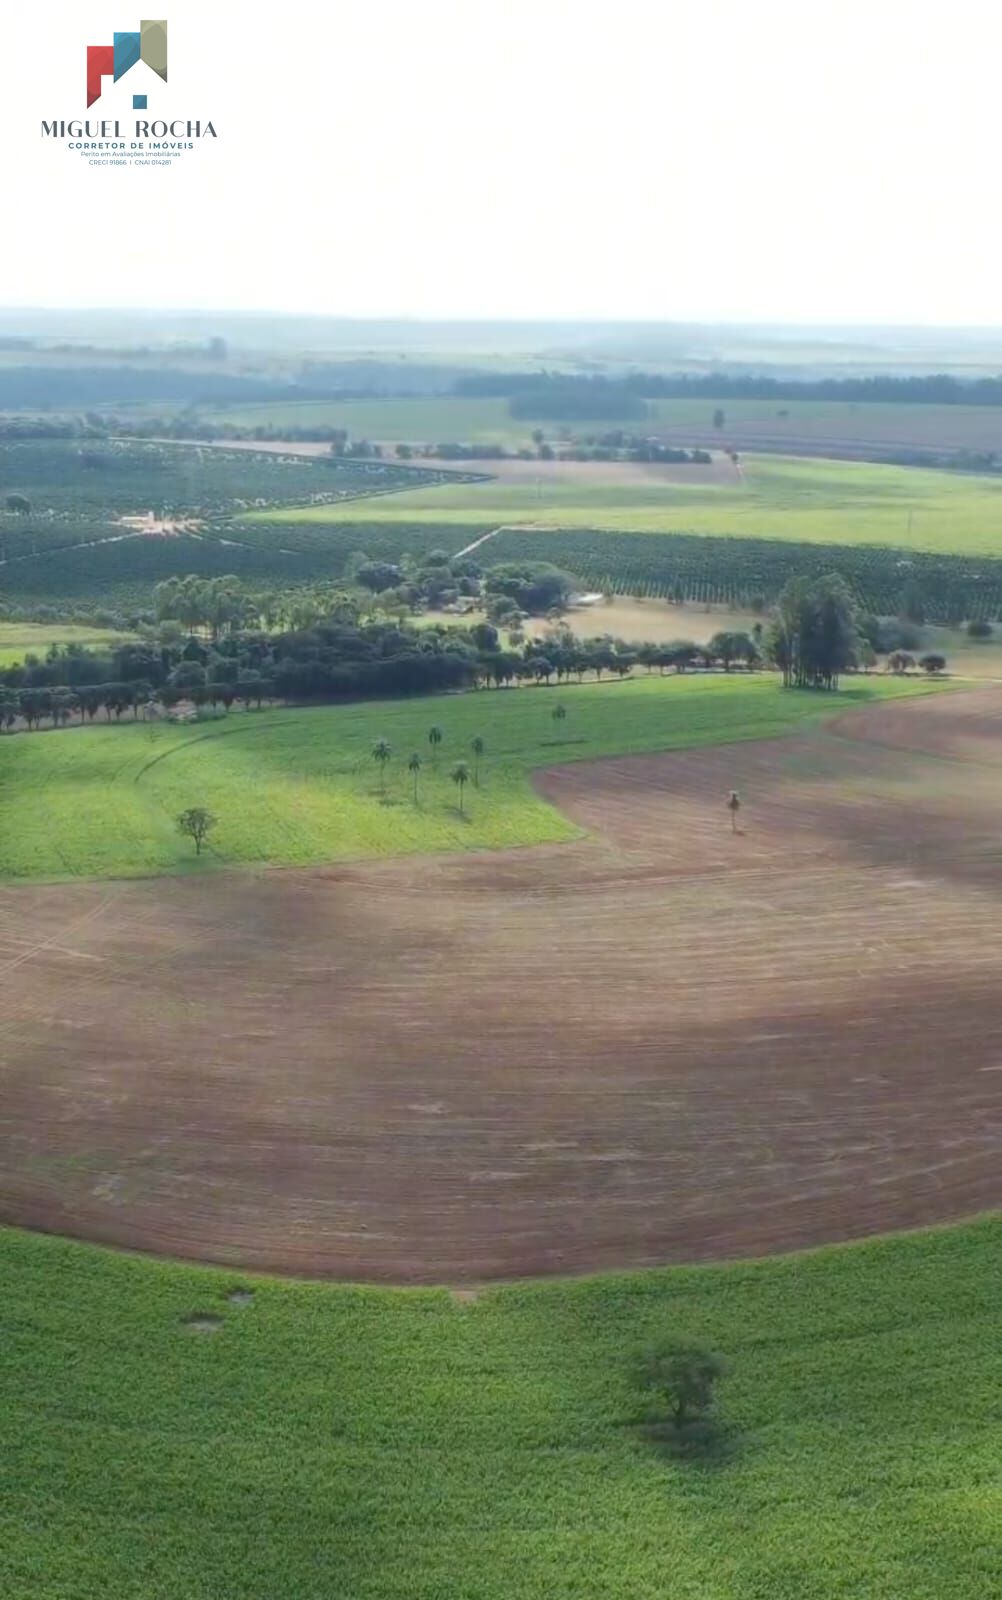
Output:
[
  {"xmin": 86, "ymin": 19, "xmax": 167, "ymax": 107},
  {"xmin": 41, "ymin": 17, "xmax": 216, "ymax": 166}
]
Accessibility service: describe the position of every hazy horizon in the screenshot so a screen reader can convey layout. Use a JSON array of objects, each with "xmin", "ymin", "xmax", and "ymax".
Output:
[
  {"xmin": 7, "ymin": 0, "xmax": 1002, "ymax": 325},
  {"xmin": 6, "ymin": 308, "xmax": 1002, "ymax": 332}
]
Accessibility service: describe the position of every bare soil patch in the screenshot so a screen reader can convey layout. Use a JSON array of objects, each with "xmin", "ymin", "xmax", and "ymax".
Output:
[
  {"xmin": 524, "ymin": 597, "xmax": 764, "ymax": 645},
  {"xmin": 2, "ymin": 688, "xmax": 1001, "ymax": 1282},
  {"xmin": 176, "ymin": 438, "xmax": 733, "ymax": 487},
  {"xmin": 397, "ymin": 455, "xmax": 734, "ymax": 488}
]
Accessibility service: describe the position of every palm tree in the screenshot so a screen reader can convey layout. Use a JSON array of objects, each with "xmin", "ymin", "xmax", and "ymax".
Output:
[
  {"xmin": 407, "ymin": 751, "xmax": 422, "ymax": 802},
  {"xmin": 552, "ymin": 703, "xmax": 567, "ymax": 725},
  {"xmin": 428, "ymin": 725, "xmax": 443, "ymax": 765},
  {"xmin": 471, "ymin": 735, "xmax": 485, "ymax": 786},
  {"xmin": 451, "ymin": 761, "xmax": 471, "ymax": 815},
  {"xmin": 727, "ymin": 790, "xmax": 741, "ymax": 832},
  {"xmin": 372, "ymin": 738, "xmax": 392, "ymax": 794}
]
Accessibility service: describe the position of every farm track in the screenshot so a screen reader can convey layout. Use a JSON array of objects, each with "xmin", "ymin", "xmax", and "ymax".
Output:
[
  {"xmin": 0, "ymin": 526, "xmax": 172, "ymax": 570},
  {"xmin": 2, "ymin": 687, "xmax": 1002, "ymax": 1282}
]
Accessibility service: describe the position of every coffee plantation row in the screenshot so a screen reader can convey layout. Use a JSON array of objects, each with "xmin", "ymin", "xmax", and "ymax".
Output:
[
  {"xmin": 0, "ymin": 439, "xmax": 479, "ymax": 557},
  {"xmin": 4, "ymin": 514, "xmax": 1002, "ymax": 625},
  {"xmin": 481, "ymin": 527, "xmax": 1002, "ymax": 620}
]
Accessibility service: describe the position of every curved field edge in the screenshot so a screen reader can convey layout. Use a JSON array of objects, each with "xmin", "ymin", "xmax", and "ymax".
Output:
[
  {"xmin": 0, "ymin": 675, "xmax": 946, "ymax": 882},
  {"xmin": 3, "ymin": 1215, "xmax": 1000, "ymax": 1600}
]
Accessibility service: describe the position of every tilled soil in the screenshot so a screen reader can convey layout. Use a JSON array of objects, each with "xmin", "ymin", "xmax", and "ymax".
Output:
[{"xmin": 2, "ymin": 687, "xmax": 1001, "ymax": 1282}]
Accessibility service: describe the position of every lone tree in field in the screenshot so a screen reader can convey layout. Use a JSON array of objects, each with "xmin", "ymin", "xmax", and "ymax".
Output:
[
  {"xmin": 372, "ymin": 738, "xmax": 392, "ymax": 794},
  {"xmin": 407, "ymin": 750, "xmax": 422, "ymax": 801},
  {"xmin": 428, "ymin": 725, "xmax": 443, "ymax": 765},
  {"xmin": 727, "ymin": 790, "xmax": 741, "ymax": 832},
  {"xmin": 177, "ymin": 807, "xmax": 217, "ymax": 856},
  {"xmin": 451, "ymin": 760, "xmax": 471, "ymax": 815},
  {"xmin": 471, "ymin": 735, "xmax": 485, "ymax": 786},
  {"xmin": 635, "ymin": 1340, "xmax": 726, "ymax": 1430},
  {"xmin": 712, "ymin": 408, "xmax": 726, "ymax": 431},
  {"xmin": 552, "ymin": 703, "xmax": 567, "ymax": 725}
]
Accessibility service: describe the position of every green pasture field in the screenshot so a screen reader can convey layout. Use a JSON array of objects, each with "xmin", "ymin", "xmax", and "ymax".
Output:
[
  {"xmin": 3, "ymin": 1215, "xmax": 1000, "ymax": 1600},
  {"xmin": 247, "ymin": 454, "xmax": 1002, "ymax": 556},
  {"xmin": 0, "ymin": 622, "xmax": 135, "ymax": 668},
  {"xmin": 210, "ymin": 396, "xmax": 538, "ymax": 445},
  {"xmin": 0, "ymin": 674, "xmax": 938, "ymax": 881}
]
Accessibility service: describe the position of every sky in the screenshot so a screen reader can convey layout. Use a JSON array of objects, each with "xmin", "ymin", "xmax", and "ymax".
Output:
[{"xmin": 3, "ymin": 0, "xmax": 1000, "ymax": 324}]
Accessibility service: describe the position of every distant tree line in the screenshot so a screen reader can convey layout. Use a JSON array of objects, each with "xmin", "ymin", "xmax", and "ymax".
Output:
[
  {"xmin": 0, "ymin": 367, "xmax": 350, "ymax": 411},
  {"xmin": 0, "ymin": 415, "xmax": 106, "ymax": 441},
  {"xmin": 395, "ymin": 433, "xmax": 714, "ymax": 466},
  {"xmin": 456, "ymin": 370, "xmax": 1002, "ymax": 408},
  {"xmin": 0, "ymin": 363, "xmax": 469, "ymax": 413},
  {"xmin": 870, "ymin": 447, "xmax": 1002, "ymax": 475},
  {"xmin": 507, "ymin": 380, "xmax": 649, "ymax": 421}
]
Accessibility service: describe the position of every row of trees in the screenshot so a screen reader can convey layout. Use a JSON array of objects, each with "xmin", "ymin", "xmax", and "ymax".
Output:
[
  {"xmin": 0, "ymin": 678, "xmax": 275, "ymax": 730},
  {"xmin": 0, "ymin": 561, "xmax": 954, "ymax": 736},
  {"xmin": 456, "ymin": 368, "xmax": 1002, "ymax": 408},
  {"xmin": 391, "ymin": 435, "xmax": 714, "ymax": 466},
  {"xmin": 0, "ymin": 615, "xmax": 949, "ymax": 739}
]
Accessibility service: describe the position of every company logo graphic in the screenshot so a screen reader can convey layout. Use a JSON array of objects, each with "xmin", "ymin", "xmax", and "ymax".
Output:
[{"xmin": 86, "ymin": 19, "xmax": 167, "ymax": 108}]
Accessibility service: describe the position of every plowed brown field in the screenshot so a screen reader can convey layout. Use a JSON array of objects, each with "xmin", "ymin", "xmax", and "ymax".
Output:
[{"xmin": 3, "ymin": 688, "xmax": 1001, "ymax": 1282}]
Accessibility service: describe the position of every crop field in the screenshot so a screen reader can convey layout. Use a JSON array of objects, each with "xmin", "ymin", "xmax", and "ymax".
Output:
[
  {"xmin": 643, "ymin": 395, "xmax": 1002, "ymax": 457},
  {"xmin": 248, "ymin": 454, "xmax": 1002, "ymax": 557},
  {"xmin": 11, "ymin": 512, "xmax": 1002, "ymax": 621},
  {"xmin": 0, "ymin": 675, "xmax": 935, "ymax": 880},
  {"xmin": 0, "ymin": 438, "xmax": 444, "ymax": 518},
  {"xmin": 0, "ymin": 439, "xmax": 489, "ymax": 611},
  {"xmin": 8, "ymin": 436, "xmax": 1002, "ymax": 617},
  {"xmin": 9, "ymin": 327, "xmax": 1002, "ymax": 1600},
  {"xmin": 205, "ymin": 391, "xmax": 1002, "ymax": 461},
  {"xmin": 4, "ymin": 1216, "xmax": 1002, "ymax": 1600},
  {"xmin": 0, "ymin": 440, "xmax": 470, "ymax": 570},
  {"xmin": 13, "ymin": 680, "xmax": 1002, "ymax": 1288}
]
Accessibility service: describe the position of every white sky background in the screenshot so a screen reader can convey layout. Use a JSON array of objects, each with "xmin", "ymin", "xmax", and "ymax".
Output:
[{"xmin": 2, "ymin": 0, "xmax": 1000, "ymax": 323}]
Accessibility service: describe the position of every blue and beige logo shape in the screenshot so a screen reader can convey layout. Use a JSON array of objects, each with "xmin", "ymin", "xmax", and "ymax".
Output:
[{"xmin": 87, "ymin": 20, "xmax": 167, "ymax": 108}]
